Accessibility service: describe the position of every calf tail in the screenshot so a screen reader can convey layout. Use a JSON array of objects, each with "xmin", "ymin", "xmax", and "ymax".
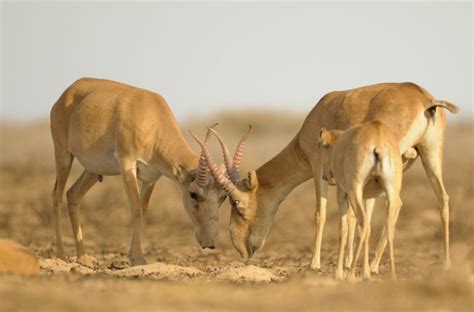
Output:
[
  {"xmin": 373, "ymin": 147, "xmax": 388, "ymax": 177},
  {"xmin": 373, "ymin": 148, "xmax": 381, "ymax": 162}
]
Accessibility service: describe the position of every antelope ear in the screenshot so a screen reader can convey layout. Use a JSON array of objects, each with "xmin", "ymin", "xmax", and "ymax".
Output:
[
  {"xmin": 176, "ymin": 165, "xmax": 191, "ymax": 184},
  {"xmin": 318, "ymin": 128, "xmax": 331, "ymax": 146},
  {"xmin": 189, "ymin": 180, "xmax": 205, "ymax": 196},
  {"xmin": 245, "ymin": 170, "xmax": 258, "ymax": 190}
]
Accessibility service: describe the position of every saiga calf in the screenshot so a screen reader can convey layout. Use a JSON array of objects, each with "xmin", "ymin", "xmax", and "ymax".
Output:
[{"xmin": 318, "ymin": 121, "xmax": 403, "ymax": 281}]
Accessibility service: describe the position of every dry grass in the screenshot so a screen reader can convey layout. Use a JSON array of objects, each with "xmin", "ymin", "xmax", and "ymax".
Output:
[{"xmin": 0, "ymin": 111, "xmax": 473, "ymax": 311}]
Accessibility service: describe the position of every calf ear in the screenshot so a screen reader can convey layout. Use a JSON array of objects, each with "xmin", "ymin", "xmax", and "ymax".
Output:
[{"xmin": 318, "ymin": 128, "xmax": 331, "ymax": 146}]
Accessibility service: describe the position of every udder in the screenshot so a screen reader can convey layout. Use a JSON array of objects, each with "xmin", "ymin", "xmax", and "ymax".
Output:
[{"xmin": 363, "ymin": 179, "xmax": 384, "ymax": 199}]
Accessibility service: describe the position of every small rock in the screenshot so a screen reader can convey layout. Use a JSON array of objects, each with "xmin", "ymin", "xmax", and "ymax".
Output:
[{"xmin": 71, "ymin": 265, "xmax": 95, "ymax": 275}]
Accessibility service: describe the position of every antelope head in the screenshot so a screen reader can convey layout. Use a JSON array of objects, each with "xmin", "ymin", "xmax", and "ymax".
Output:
[
  {"xmin": 185, "ymin": 125, "xmax": 227, "ymax": 249},
  {"xmin": 196, "ymin": 126, "xmax": 270, "ymax": 258}
]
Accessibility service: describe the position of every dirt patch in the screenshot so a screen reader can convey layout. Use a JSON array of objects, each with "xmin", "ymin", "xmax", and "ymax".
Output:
[
  {"xmin": 112, "ymin": 262, "xmax": 204, "ymax": 280},
  {"xmin": 216, "ymin": 264, "xmax": 277, "ymax": 282}
]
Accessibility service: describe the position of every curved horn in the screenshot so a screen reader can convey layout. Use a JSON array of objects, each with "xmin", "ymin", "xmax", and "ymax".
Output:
[
  {"xmin": 190, "ymin": 131, "xmax": 242, "ymax": 199},
  {"xmin": 231, "ymin": 125, "xmax": 252, "ymax": 179},
  {"xmin": 209, "ymin": 128, "xmax": 235, "ymax": 179},
  {"xmin": 196, "ymin": 123, "xmax": 218, "ymax": 187}
]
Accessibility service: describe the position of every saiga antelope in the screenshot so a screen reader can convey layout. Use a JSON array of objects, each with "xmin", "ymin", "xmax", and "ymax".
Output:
[
  {"xmin": 198, "ymin": 82, "xmax": 458, "ymax": 275},
  {"xmin": 50, "ymin": 78, "xmax": 226, "ymax": 266},
  {"xmin": 318, "ymin": 122, "xmax": 404, "ymax": 281}
]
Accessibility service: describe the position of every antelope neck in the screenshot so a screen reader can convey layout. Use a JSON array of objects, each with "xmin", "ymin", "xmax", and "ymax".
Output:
[{"xmin": 255, "ymin": 135, "xmax": 313, "ymax": 203}]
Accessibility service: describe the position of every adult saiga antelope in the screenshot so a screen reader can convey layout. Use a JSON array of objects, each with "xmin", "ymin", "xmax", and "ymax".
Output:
[
  {"xmin": 198, "ymin": 82, "xmax": 458, "ymax": 274},
  {"xmin": 50, "ymin": 78, "xmax": 226, "ymax": 266}
]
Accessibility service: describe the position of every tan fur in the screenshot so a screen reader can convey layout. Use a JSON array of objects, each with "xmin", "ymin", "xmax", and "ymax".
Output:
[
  {"xmin": 319, "ymin": 121, "xmax": 402, "ymax": 280},
  {"xmin": 0, "ymin": 239, "xmax": 39, "ymax": 276},
  {"xmin": 224, "ymin": 82, "xmax": 458, "ymax": 273},
  {"xmin": 50, "ymin": 78, "xmax": 225, "ymax": 266}
]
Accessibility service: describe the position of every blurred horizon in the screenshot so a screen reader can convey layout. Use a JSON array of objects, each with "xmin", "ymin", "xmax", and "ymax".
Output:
[{"xmin": 1, "ymin": 1, "xmax": 472, "ymax": 122}]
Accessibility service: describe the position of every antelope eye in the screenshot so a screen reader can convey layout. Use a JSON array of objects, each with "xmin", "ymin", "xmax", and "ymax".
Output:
[
  {"xmin": 233, "ymin": 200, "xmax": 240, "ymax": 206},
  {"xmin": 190, "ymin": 192, "xmax": 198, "ymax": 200}
]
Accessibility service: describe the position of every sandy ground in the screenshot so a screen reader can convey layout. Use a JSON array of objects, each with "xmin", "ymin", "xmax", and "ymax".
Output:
[{"xmin": 0, "ymin": 112, "xmax": 473, "ymax": 311}]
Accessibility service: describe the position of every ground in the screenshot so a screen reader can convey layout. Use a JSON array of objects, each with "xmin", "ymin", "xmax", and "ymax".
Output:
[{"xmin": 0, "ymin": 112, "xmax": 473, "ymax": 311}]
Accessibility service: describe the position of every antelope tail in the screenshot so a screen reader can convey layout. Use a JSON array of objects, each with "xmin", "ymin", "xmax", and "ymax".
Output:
[{"xmin": 426, "ymin": 100, "xmax": 460, "ymax": 114}]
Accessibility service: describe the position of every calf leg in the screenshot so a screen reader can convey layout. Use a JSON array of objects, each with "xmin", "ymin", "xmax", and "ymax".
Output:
[
  {"xmin": 370, "ymin": 197, "xmax": 402, "ymax": 274},
  {"xmin": 335, "ymin": 188, "xmax": 349, "ymax": 280},
  {"xmin": 347, "ymin": 190, "xmax": 368, "ymax": 282},
  {"xmin": 385, "ymin": 190, "xmax": 402, "ymax": 280},
  {"xmin": 363, "ymin": 198, "xmax": 375, "ymax": 279},
  {"xmin": 345, "ymin": 203, "xmax": 357, "ymax": 269},
  {"xmin": 346, "ymin": 198, "xmax": 375, "ymax": 270}
]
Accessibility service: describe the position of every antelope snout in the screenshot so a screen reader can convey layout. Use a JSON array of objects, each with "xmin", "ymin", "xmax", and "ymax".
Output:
[
  {"xmin": 196, "ymin": 236, "xmax": 216, "ymax": 250},
  {"xmin": 201, "ymin": 244, "xmax": 216, "ymax": 250},
  {"xmin": 245, "ymin": 237, "xmax": 263, "ymax": 258},
  {"xmin": 194, "ymin": 224, "xmax": 219, "ymax": 250}
]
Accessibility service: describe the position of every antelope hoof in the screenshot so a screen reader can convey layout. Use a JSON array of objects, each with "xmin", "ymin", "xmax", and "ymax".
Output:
[
  {"xmin": 345, "ymin": 257, "xmax": 353, "ymax": 269},
  {"xmin": 309, "ymin": 260, "xmax": 321, "ymax": 271},
  {"xmin": 77, "ymin": 255, "xmax": 94, "ymax": 268},
  {"xmin": 363, "ymin": 270, "xmax": 371, "ymax": 281},
  {"xmin": 443, "ymin": 258, "xmax": 452, "ymax": 270},
  {"xmin": 370, "ymin": 262, "xmax": 380, "ymax": 274},
  {"xmin": 56, "ymin": 250, "xmax": 66, "ymax": 261},
  {"xmin": 335, "ymin": 270, "xmax": 345, "ymax": 280},
  {"xmin": 346, "ymin": 272, "xmax": 359, "ymax": 283},
  {"xmin": 130, "ymin": 254, "xmax": 147, "ymax": 266}
]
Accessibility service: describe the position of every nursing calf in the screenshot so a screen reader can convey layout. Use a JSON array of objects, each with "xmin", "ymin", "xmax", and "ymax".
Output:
[{"xmin": 318, "ymin": 121, "xmax": 404, "ymax": 280}]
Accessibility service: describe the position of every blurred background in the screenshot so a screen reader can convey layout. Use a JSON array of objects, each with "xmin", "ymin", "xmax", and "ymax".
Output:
[
  {"xmin": 0, "ymin": 1, "xmax": 472, "ymax": 311},
  {"xmin": 1, "ymin": 1, "xmax": 472, "ymax": 122}
]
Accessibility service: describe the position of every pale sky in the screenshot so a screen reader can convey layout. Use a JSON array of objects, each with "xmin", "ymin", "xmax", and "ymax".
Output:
[{"xmin": 1, "ymin": 1, "xmax": 472, "ymax": 122}]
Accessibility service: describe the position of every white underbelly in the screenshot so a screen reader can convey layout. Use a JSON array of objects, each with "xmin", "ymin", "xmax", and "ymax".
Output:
[
  {"xmin": 74, "ymin": 153, "xmax": 121, "ymax": 176},
  {"xmin": 72, "ymin": 150, "xmax": 162, "ymax": 182}
]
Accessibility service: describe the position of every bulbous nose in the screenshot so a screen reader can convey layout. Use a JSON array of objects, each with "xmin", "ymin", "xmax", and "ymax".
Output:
[
  {"xmin": 245, "ymin": 239, "xmax": 258, "ymax": 258},
  {"xmin": 248, "ymin": 246, "xmax": 255, "ymax": 258}
]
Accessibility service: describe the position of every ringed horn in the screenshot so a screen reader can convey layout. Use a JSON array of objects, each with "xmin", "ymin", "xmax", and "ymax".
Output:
[
  {"xmin": 209, "ymin": 125, "xmax": 252, "ymax": 183},
  {"xmin": 189, "ymin": 126, "xmax": 252, "ymax": 199},
  {"xmin": 196, "ymin": 123, "xmax": 218, "ymax": 187}
]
